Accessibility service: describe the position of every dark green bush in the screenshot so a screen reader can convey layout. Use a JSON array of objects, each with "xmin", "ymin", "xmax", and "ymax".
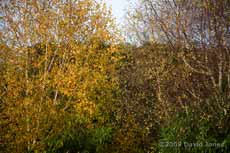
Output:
[
  {"xmin": 157, "ymin": 102, "xmax": 230, "ymax": 153},
  {"xmin": 45, "ymin": 116, "xmax": 113, "ymax": 153}
]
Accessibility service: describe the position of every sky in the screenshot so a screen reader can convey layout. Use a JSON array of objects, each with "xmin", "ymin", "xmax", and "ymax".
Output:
[{"xmin": 105, "ymin": 0, "xmax": 132, "ymax": 24}]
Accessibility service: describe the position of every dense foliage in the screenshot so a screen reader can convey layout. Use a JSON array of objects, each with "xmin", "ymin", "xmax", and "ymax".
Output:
[{"xmin": 0, "ymin": 0, "xmax": 229, "ymax": 153}]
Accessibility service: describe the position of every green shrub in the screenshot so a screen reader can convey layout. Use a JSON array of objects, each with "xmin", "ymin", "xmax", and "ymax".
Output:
[
  {"xmin": 157, "ymin": 104, "xmax": 230, "ymax": 153},
  {"xmin": 45, "ymin": 116, "xmax": 113, "ymax": 153}
]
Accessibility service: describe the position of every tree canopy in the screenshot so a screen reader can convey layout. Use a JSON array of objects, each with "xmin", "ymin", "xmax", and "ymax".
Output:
[{"xmin": 0, "ymin": 0, "xmax": 229, "ymax": 153}]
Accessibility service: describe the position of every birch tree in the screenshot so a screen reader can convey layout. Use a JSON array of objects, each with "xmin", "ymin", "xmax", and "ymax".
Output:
[{"xmin": 0, "ymin": 0, "xmax": 120, "ymax": 152}]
